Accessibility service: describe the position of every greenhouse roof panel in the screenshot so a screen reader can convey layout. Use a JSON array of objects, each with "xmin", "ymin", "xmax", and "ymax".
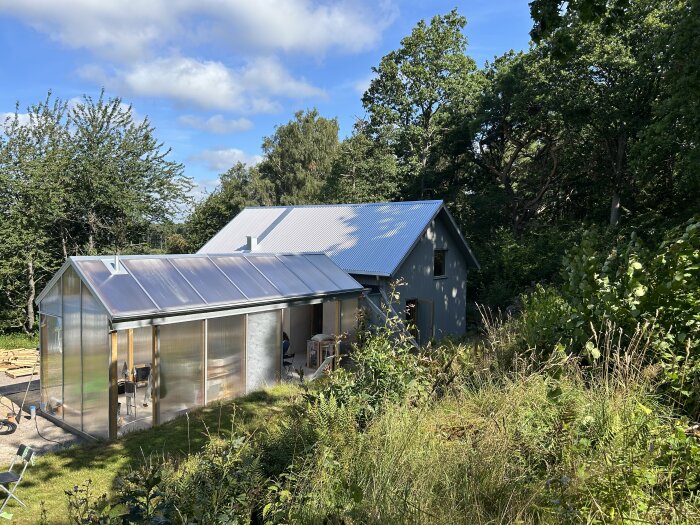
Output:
[{"xmin": 38, "ymin": 253, "xmax": 363, "ymax": 321}]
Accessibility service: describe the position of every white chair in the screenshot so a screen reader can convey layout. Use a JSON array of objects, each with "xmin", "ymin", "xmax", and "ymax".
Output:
[{"xmin": 0, "ymin": 444, "xmax": 34, "ymax": 514}]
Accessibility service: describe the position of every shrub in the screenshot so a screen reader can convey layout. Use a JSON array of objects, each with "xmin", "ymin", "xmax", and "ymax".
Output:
[{"xmin": 515, "ymin": 219, "xmax": 700, "ymax": 415}]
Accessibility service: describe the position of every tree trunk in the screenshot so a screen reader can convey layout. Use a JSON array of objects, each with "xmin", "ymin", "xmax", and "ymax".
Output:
[
  {"xmin": 610, "ymin": 190, "xmax": 621, "ymax": 226},
  {"xmin": 61, "ymin": 230, "xmax": 68, "ymax": 260},
  {"xmin": 24, "ymin": 257, "xmax": 35, "ymax": 334},
  {"xmin": 609, "ymin": 134, "xmax": 626, "ymax": 227},
  {"xmin": 87, "ymin": 210, "xmax": 97, "ymax": 254}
]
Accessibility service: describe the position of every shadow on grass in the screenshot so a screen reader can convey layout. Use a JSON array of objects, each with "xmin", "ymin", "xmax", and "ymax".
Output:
[{"xmin": 11, "ymin": 383, "xmax": 303, "ymax": 524}]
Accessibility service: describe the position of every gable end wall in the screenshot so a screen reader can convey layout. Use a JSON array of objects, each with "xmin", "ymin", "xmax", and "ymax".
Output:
[{"xmin": 392, "ymin": 212, "xmax": 469, "ymax": 341}]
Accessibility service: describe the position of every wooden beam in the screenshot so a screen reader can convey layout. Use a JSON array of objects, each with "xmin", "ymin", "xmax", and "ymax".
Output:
[
  {"xmin": 109, "ymin": 330, "xmax": 118, "ymax": 440},
  {"xmin": 39, "ymin": 316, "xmax": 47, "ymax": 409}
]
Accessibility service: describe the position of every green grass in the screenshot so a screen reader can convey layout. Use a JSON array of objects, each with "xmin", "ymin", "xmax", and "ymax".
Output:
[
  {"xmin": 6, "ymin": 383, "xmax": 301, "ymax": 524},
  {"xmin": 0, "ymin": 333, "xmax": 38, "ymax": 350}
]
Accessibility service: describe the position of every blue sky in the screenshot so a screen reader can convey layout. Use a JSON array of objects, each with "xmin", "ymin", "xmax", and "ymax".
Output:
[{"xmin": 0, "ymin": 1, "xmax": 532, "ymax": 199}]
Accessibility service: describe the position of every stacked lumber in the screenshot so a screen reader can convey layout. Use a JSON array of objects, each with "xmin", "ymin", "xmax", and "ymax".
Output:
[{"xmin": 0, "ymin": 348, "xmax": 39, "ymax": 378}]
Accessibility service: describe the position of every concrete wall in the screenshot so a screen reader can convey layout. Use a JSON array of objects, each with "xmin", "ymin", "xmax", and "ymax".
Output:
[{"xmin": 392, "ymin": 211, "xmax": 469, "ymax": 342}]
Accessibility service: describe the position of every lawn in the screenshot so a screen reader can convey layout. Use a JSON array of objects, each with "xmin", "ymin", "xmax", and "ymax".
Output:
[
  {"xmin": 4, "ymin": 383, "xmax": 301, "ymax": 524},
  {"xmin": 0, "ymin": 333, "xmax": 38, "ymax": 350}
]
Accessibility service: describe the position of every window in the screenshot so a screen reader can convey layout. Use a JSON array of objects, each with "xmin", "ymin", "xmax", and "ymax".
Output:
[{"xmin": 433, "ymin": 249, "xmax": 447, "ymax": 277}]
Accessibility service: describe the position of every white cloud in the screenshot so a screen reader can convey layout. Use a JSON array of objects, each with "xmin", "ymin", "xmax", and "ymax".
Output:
[
  {"xmin": 353, "ymin": 74, "xmax": 376, "ymax": 95},
  {"xmin": 81, "ymin": 56, "xmax": 324, "ymax": 112},
  {"xmin": 189, "ymin": 148, "xmax": 262, "ymax": 171},
  {"xmin": 179, "ymin": 114, "xmax": 253, "ymax": 134},
  {"xmin": 0, "ymin": 112, "xmax": 32, "ymax": 127},
  {"xmin": 0, "ymin": 0, "xmax": 396, "ymax": 60}
]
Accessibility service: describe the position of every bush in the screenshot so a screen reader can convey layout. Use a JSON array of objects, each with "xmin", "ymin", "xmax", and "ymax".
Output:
[{"xmin": 514, "ymin": 219, "xmax": 700, "ymax": 415}]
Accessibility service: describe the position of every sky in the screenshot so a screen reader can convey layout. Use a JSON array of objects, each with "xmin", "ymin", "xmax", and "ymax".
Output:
[{"xmin": 0, "ymin": 1, "xmax": 533, "ymax": 200}]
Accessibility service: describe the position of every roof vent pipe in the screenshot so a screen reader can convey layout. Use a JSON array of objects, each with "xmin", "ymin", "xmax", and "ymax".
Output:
[
  {"xmin": 246, "ymin": 236, "xmax": 258, "ymax": 251},
  {"xmin": 114, "ymin": 253, "xmax": 120, "ymax": 273}
]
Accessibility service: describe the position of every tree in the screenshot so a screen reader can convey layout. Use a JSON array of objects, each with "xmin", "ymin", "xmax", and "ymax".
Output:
[
  {"xmin": 258, "ymin": 109, "xmax": 339, "ymax": 205},
  {"xmin": 553, "ymin": 2, "xmax": 662, "ymax": 226},
  {"xmin": 64, "ymin": 92, "xmax": 192, "ymax": 254},
  {"xmin": 0, "ymin": 91, "xmax": 192, "ymax": 332},
  {"xmin": 632, "ymin": 0, "xmax": 700, "ymax": 224},
  {"xmin": 185, "ymin": 163, "xmax": 273, "ymax": 251},
  {"xmin": 0, "ymin": 95, "xmax": 70, "ymax": 332},
  {"xmin": 464, "ymin": 51, "xmax": 571, "ymax": 236},
  {"xmin": 362, "ymin": 9, "xmax": 481, "ymax": 199},
  {"xmin": 323, "ymin": 122, "xmax": 400, "ymax": 203}
]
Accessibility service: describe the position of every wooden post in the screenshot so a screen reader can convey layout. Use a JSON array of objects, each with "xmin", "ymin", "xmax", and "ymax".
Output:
[
  {"xmin": 152, "ymin": 325, "xmax": 159, "ymax": 426},
  {"xmin": 39, "ymin": 316, "xmax": 47, "ymax": 409},
  {"xmin": 127, "ymin": 329, "xmax": 134, "ymax": 381},
  {"xmin": 109, "ymin": 330, "xmax": 118, "ymax": 440}
]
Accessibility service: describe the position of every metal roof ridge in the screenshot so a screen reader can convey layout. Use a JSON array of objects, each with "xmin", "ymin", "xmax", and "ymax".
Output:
[{"xmin": 241, "ymin": 199, "xmax": 444, "ymax": 210}]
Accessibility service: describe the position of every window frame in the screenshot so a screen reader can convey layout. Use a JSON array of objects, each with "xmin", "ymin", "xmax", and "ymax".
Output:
[{"xmin": 433, "ymin": 249, "xmax": 447, "ymax": 279}]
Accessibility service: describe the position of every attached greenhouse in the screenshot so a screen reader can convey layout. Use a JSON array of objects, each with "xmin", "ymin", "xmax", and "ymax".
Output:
[{"xmin": 36, "ymin": 253, "xmax": 363, "ymax": 440}]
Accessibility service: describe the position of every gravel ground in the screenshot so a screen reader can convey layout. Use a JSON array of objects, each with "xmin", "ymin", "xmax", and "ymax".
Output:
[{"xmin": 0, "ymin": 373, "xmax": 85, "ymax": 465}]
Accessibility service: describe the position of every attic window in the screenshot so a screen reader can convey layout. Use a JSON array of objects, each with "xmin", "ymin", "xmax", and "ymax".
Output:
[{"xmin": 433, "ymin": 249, "xmax": 447, "ymax": 278}]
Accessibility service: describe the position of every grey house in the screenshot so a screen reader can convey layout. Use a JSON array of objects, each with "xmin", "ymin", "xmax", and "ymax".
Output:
[{"xmin": 199, "ymin": 200, "xmax": 480, "ymax": 343}]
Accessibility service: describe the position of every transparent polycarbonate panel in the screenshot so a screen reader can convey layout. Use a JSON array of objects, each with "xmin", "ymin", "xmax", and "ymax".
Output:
[
  {"xmin": 158, "ymin": 321, "xmax": 204, "ymax": 423},
  {"xmin": 277, "ymin": 255, "xmax": 337, "ymax": 292},
  {"xmin": 207, "ymin": 316, "xmax": 245, "ymax": 402},
  {"xmin": 247, "ymin": 256, "xmax": 310, "ymax": 296},
  {"xmin": 132, "ymin": 327, "xmax": 152, "ymax": 367},
  {"xmin": 340, "ymin": 299, "xmax": 359, "ymax": 350},
  {"xmin": 122, "ymin": 259, "xmax": 205, "ymax": 310},
  {"xmin": 117, "ymin": 330, "xmax": 128, "ymax": 382},
  {"xmin": 246, "ymin": 310, "xmax": 281, "ymax": 392},
  {"xmin": 116, "ymin": 329, "xmax": 153, "ymax": 437},
  {"xmin": 169, "ymin": 258, "xmax": 246, "ymax": 305},
  {"xmin": 40, "ymin": 315, "xmax": 63, "ymax": 416},
  {"xmin": 76, "ymin": 260, "xmax": 158, "ymax": 316},
  {"xmin": 62, "ymin": 266, "xmax": 82, "ymax": 430},
  {"xmin": 40, "ymin": 279, "xmax": 62, "ymax": 316},
  {"xmin": 211, "ymin": 256, "xmax": 280, "ymax": 300},
  {"xmin": 305, "ymin": 254, "xmax": 364, "ymax": 290},
  {"xmin": 81, "ymin": 286, "xmax": 109, "ymax": 439}
]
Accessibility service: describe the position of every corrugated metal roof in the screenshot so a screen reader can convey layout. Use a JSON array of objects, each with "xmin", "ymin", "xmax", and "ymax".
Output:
[
  {"xmin": 199, "ymin": 200, "xmax": 479, "ymax": 276},
  {"xmin": 36, "ymin": 253, "xmax": 363, "ymax": 321}
]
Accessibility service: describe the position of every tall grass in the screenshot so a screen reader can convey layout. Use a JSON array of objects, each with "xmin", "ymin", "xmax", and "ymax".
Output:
[
  {"xmin": 0, "ymin": 332, "xmax": 37, "ymax": 349},
  {"xmin": 285, "ymin": 320, "xmax": 700, "ymax": 525}
]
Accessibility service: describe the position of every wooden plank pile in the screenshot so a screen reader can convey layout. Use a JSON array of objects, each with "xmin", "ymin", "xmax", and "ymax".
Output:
[{"xmin": 0, "ymin": 348, "xmax": 39, "ymax": 378}]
